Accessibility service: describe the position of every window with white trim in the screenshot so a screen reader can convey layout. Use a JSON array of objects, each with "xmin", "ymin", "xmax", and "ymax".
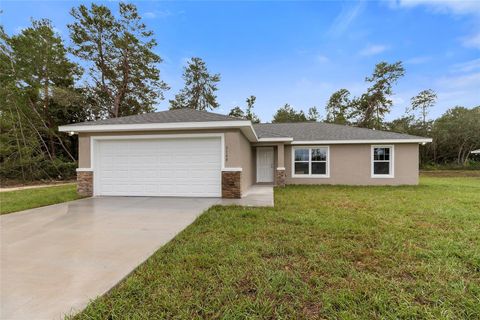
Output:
[
  {"xmin": 372, "ymin": 145, "xmax": 393, "ymax": 177},
  {"xmin": 293, "ymin": 147, "xmax": 329, "ymax": 177}
]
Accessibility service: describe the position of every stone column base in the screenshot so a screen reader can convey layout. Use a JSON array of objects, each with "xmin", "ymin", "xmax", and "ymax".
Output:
[
  {"xmin": 275, "ymin": 168, "xmax": 286, "ymax": 187},
  {"xmin": 77, "ymin": 170, "xmax": 93, "ymax": 197},
  {"xmin": 222, "ymin": 170, "xmax": 241, "ymax": 198}
]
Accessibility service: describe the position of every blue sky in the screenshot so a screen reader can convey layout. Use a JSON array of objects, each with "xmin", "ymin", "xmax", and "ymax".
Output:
[{"xmin": 1, "ymin": 0, "xmax": 479, "ymax": 122}]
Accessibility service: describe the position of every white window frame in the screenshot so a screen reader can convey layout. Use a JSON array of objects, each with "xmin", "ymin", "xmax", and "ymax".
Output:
[
  {"xmin": 371, "ymin": 145, "xmax": 394, "ymax": 178},
  {"xmin": 292, "ymin": 146, "xmax": 330, "ymax": 178}
]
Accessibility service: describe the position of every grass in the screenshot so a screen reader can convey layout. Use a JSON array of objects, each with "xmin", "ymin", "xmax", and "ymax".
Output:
[
  {"xmin": 0, "ymin": 184, "xmax": 82, "ymax": 215},
  {"xmin": 74, "ymin": 176, "xmax": 480, "ymax": 319}
]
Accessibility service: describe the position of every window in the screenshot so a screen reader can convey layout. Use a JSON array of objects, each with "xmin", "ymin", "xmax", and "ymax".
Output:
[
  {"xmin": 371, "ymin": 145, "xmax": 394, "ymax": 178},
  {"xmin": 293, "ymin": 147, "xmax": 329, "ymax": 177}
]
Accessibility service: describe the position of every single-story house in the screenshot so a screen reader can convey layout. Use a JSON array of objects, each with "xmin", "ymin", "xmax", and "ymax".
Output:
[{"xmin": 59, "ymin": 109, "xmax": 432, "ymax": 198}]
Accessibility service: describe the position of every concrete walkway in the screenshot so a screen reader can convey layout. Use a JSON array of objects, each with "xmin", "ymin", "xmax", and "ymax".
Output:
[
  {"xmin": 219, "ymin": 184, "xmax": 274, "ymax": 207},
  {"xmin": 0, "ymin": 185, "xmax": 273, "ymax": 320}
]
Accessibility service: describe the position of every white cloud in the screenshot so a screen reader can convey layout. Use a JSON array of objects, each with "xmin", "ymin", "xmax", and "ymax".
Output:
[
  {"xmin": 316, "ymin": 55, "xmax": 329, "ymax": 63},
  {"xmin": 437, "ymin": 71, "xmax": 480, "ymax": 89},
  {"xmin": 405, "ymin": 56, "xmax": 431, "ymax": 65},
  {"xmin": 451, "ymin": 58, "xmax": 480, "ymax": 73},
  {"xmin": 143, "ymin": 10, "xmax": 173, "ymax": 19},
  {"xmin": 328, "ymin": 0, "xmax": 366, "ymax": 36},
  {"xmin": 359, "ymin": 44, "xmax": 389, "ymax": 56},
  {"xmin": 395, "ymin": 0, "xmax": 480, "ymax": 15},
  {"xmin": 462, "ymin": 32, "xmax": 480, "ymax": 49}
]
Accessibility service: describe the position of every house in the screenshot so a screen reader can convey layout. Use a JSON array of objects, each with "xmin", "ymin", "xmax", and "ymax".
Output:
[{"xmin": 59, "ymin": 109, "xmax": 432, "ymax": 198}]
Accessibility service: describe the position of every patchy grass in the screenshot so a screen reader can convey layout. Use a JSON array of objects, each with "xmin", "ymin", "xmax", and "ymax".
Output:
[
  {"xmin": 73, "ymin": 177, "xmax": 480, "ymax": 319},
  {"xmin": 421, "ymin": 170, "xmax": 480, "ymax": 177},
  {"xmin": 0, "ymin": 184, "xmax": 82, "ymax": 215}
]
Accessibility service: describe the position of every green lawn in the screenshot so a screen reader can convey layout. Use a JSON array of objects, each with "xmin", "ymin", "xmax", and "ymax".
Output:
[
  {"xmin": 73, "ymin": 176, "xmax": 479, "ymax": 319},
  {"xmin": 0, "ymin": 184, "xmax": 82, "ymax": 215}
]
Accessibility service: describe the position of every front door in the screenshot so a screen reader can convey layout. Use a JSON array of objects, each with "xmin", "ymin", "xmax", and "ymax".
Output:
[{"xmin": 256, "ymin": 147, "xmax": 274, "ymax": 183}]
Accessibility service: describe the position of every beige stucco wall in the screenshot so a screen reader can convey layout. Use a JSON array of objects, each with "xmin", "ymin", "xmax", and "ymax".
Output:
[
  {"xmin": 284, "ymin": 143, "xmax": 419, "ymax": 185},
  {"xmin": 78, "ymin": 130, "xmax": 419, "ymax": 189},
  {"xmin": 77, "ymin": 128, "xmax": 255, "ymax": 193},
  {"xmin": 224, "ymin": 131, "xmax": 254, "ymax": 193}
]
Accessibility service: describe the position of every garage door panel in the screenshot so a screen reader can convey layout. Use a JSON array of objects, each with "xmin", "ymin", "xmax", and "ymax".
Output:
[{"xmin": 95, "ymin": 137, "xmax": 222, "ymax": 197}]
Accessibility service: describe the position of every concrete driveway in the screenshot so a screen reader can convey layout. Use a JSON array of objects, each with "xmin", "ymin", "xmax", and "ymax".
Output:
[{"xmin": 0, "ymin": 197, "xmax": 219, "ymax": 320}]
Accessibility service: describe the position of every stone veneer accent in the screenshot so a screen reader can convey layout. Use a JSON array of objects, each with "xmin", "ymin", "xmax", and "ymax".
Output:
[
  {"xmin": 275, "ymin": 169, "xmax": 286, "ymax": 187},
  {"xmin": 77, "ymin": 171, "xmax": 93, "ymax": 197},
  {"xmin": 222, "ymin": 171, "xmax": 241, "ymax": 198}
]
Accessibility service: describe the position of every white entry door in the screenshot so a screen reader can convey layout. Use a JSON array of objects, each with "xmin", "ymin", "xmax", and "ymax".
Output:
[
  {"xmin": 94, "ymin": 137, "xmax": 222, "ymax": 197},
  {"xmin": 256, "ymin": 147, "xmax": 274, "ymax": 183}
]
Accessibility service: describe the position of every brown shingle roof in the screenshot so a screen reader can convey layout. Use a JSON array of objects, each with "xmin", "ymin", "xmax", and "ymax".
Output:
[
  {"xmin": 63, "ymin": 109, "xmax": 429, "ymax": 141},
  {"xmin": 65, "ymin": 108, "xmax": 240, "ymax": 126},
  {"xmin": 253, "ymin": 122, "xmax": 428, "ymax": 141}
]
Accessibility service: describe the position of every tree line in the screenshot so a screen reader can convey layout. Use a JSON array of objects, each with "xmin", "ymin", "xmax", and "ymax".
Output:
[{"xmin": 1, "ymin": 2, "xmax": 478, "ymax": 183}]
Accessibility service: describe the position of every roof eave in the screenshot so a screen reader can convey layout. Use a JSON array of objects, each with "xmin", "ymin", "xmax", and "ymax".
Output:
[
  {"xmin": 290, "ymin": 138, "xmax": 433, "ymax": 144},
  {"xmin": 59, "ymin": 120, "xmax": 259, "ymax": 142},
  {"xmin": 257, "ymin": 137, "xmax": 294, "ymax": 142}
]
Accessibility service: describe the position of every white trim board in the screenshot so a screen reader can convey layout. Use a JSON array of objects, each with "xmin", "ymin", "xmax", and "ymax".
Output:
[
  {"xmin": 59, "ymin": 120, "xmax": 251, "ymax": 132},
  {"xmin": 291, "ymin": 138, "xmax": 432, "ymax": 145},
  {"xmin": 60, "ymin": 121, "xmax": 259, "ymax": 142},
  {"xmin": 258, "ymin": 137, "xmax": 293, "ymax": 142}
]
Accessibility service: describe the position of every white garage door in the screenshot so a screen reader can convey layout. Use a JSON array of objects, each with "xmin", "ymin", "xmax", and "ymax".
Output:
[{"xmin": 94, "ymin": 137, "xmax": 222, "ymax": 197}]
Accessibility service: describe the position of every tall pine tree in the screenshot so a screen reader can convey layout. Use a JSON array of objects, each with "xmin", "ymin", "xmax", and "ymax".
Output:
[
  {"xmin": 170, "ymin": 57, "xmax": 220, "ymax": 111},
  {"xmin": 69, "ymin": 2, "xmax": 168, "ymax": 118}
]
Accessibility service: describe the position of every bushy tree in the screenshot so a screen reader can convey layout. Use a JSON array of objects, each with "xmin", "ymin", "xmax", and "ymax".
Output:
[
  {"xmin": 228, "ymin": 106, "xmax": 244, "ymax": 118},
  {"xmin": 325, "ymin": 89, "xmax": 352, "ymax": 124},
  {"xmin": 307, "ymin": 107, "xmax": 320, "ymax": 121},
  {"xmin": 228, "ymin": 95, "xmax": 260, "ymax": 123},
  {"xmin": 1, "ymin": 20, "xmax": 81, "ymax": 181},
  {"xmin": 432, "ymin": 106, "xmax": 480, "ymax": 165},
  {"xmin": 170, "ymin": 57, "xmax": 220, "ymax": 110},
  {"xmin": 69, "ymin": 2, "xmax": 168, "ymax": 118},
  {"xmin": 272, "ymin": 104, "xmax": 307, "ymax": 123}
]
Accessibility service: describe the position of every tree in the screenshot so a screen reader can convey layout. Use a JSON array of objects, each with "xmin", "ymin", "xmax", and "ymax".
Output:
[
  {"xmin": 245, "ymin": 95, "xmax": 260, "ymax": 123},
  {"xmin": 386, "ymin": 115, "xmax": 416, "ymax": 134},
  {"xmin": 432, "ymin": 106, "xmax": 480, "ymax": 165},
  {"xmin": 9, "ymin": 19, "xmax": 82, "ymax": 160},
  {"xmin": 272, "ymin": 104, "xmax": 307, "ymax": 123},
  {"xmin": 307, "ymin": 107, "xmax": 320, "ymax": 121},
  {"xmin": 1, "ymin": 20, "xmax": 82, "ymax": 181},
  {"xmin": 228, "ymin": 95, "xmax": 260, "ymax": 123},
  {"xmin": 69, "ymin": 2, "xmax": 168, "ymax": 118},
  {"xmin": 409, "ymin": 89, "xmax": 437, "ymax": 128},
  {"xmin": 325, "ymin": 89, "xmax": 352, "ymax": 124},
  {"xmin": 228, "ymin": 106, "xmax": 244, "ymax": 118},
  {"xmin": 355, "ymin": 61, "xmax": 405, "ymax": 129},
  {"xmin": 170, "ymin": 57, "xmax": 220, "ymax": 110}
]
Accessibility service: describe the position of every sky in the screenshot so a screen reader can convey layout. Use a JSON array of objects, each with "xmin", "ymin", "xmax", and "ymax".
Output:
[{"xmin": 1, "ymin": 0, "xmax": 479, "ymax": 122}]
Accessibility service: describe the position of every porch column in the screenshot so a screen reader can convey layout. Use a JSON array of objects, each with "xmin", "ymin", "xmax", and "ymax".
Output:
[{"xmin": 275, "ymin": 143, "xmax": 286, "ymax": 187}]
